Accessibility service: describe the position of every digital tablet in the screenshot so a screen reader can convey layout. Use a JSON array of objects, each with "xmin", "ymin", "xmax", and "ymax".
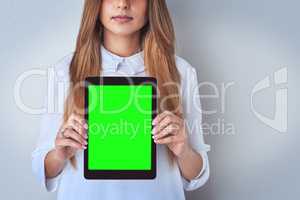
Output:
[{"xmin": 84, "ymin": 76, "xmax": 157, "ymax": 179}]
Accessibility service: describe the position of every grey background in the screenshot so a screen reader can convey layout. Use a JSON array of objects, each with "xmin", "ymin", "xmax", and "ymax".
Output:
[{"xmin": 1, "ymin": 0, "xmax": 299, "ymax": 199}]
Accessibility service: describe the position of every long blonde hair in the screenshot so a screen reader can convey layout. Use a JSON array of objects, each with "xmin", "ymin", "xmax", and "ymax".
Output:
[{"xmin": 64, "ymin": 0, "xmax": 183, "ymax": 168}]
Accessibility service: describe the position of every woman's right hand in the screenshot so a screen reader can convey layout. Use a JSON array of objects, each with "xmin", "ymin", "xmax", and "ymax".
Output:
[{"xmin": 54, "ymin": 113, "xmax": 88, "ymax": 162}]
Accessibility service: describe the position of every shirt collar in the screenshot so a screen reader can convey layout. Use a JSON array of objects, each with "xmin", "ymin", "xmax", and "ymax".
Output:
[{"xmin": 101, "ymin": 45, "xmax": 145, "ymax": 75}]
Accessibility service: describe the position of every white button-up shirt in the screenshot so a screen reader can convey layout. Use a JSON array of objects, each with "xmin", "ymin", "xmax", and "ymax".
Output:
[{"xmin": 31, "ymin": 45, "xmax": 210, "ymax": 200}]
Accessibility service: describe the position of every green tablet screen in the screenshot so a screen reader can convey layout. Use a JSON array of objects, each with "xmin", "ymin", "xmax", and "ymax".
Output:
[{"xmin": 88, "ymin": 85, "xmax": 153, "ymax": 170}]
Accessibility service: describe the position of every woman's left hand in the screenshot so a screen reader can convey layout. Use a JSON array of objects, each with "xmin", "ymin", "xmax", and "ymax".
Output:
[{"xmin": 152, "ymin": 111, "xmax": 190, "ymax": 158}]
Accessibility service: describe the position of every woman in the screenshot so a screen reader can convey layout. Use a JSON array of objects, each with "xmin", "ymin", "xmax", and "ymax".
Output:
[{"xmin": 32, "ymin": 0, "xmax": 210, "ymax": 199}]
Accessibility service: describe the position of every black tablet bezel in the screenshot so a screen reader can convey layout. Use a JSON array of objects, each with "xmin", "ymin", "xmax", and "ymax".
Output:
[{"xmin": 84, "ymin": 76, "xmax": 157, "ymax": 179}]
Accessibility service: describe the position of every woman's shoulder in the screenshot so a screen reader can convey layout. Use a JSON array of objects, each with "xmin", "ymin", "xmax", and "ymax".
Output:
[
  {"xmin": 53, "ymin": 52, "xmax": 74, "ymax": 72},
  {"xmin": 175, "ymin": 54, "xmax": 197, "ymax": 81},
  {"xmin": 52, "ymin": 52, "xmax": 74, "ymax": 82}
]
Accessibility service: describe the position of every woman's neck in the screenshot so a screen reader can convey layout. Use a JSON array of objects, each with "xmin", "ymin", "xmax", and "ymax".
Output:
[{"xmin": 103, "ymin": 30, "xmax": 141, "ymax": 57}]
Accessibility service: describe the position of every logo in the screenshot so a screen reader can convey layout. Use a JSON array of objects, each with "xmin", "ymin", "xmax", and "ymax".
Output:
[{"xmin": 250, "ymin": 67, "xmax": 288, "ymax": 133}]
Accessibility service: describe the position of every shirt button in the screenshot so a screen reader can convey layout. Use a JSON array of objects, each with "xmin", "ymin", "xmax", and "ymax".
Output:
[{"xmin": 115, "ymin": 62, "xmax": 121, "ymax": 72}]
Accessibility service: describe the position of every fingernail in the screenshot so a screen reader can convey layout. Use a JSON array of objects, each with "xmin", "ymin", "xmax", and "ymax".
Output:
[
  {"xmin": 84, "ymin": 140, "xmax": 87, "ymax": 145},
  {"xmin": 152, "ymin": 120, "xmax": 156, "ymax": 125},
  {"xmin": 83, "ymin": 145, "xmax": 87, "ymax": 149},
  {"xmin": 82, "ymin": 132, "xmax": 86, "ymax": 138},
  {"xmin": 84, "ymin": 123, "xmax": 88, "ymax": 129},
  {"xmin": 152, "ymin": 127, "xmax": 156, "ymax": 134}
]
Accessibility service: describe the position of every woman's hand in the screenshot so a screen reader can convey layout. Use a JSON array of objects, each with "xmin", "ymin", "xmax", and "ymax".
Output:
[
  {"xmin": 54, "ymin": 113, "xmax": 88, "ymax": 162},
  {"xmin": 152, "ymin": 111, "xmax": 191, "ymax": 158}
]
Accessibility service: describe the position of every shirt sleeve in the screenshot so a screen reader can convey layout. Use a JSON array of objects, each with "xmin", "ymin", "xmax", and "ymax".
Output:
[
  {"xmin": 31, "ymin": 54, "xmax": 72, "ymax": 192},
  {"xmin": 31, "ymin": 61, "xmax": 70, "ymax": 192},
  {"xmin": 31, "ymin": 98, "xmax": 65, "ymax": 192},
  {"xmin": 180, "ymin": 66, "xmax": 211, "ymax": 191}
]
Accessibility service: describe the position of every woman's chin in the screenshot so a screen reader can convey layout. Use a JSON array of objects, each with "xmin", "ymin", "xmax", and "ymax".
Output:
[{"xmin": 108, "ymin": 28, "xmax": 139, "ymax": 37}]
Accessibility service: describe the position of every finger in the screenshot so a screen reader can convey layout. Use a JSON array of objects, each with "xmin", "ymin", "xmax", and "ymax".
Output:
[
  {"xmin": 152, "ymin": 123, "xmax": 179, "ymax": 140},
  {"xmin": 63, "ymin": 121, "xmax": 80, "ymax": 134},
  {"xmin": 152, "ymin": 110, "xmax": 173, "ymax": 125},
  {"xmin": 152, "ymin": 115, "xmax": 179, "ymax": 135},
  {"xmin": 63, "ymin": 120, "xmax": 87, "ymax": 138},
  {"xmin": 69, "ymin": 113, "xmax": 87, "ymax": 127},
  {"xmin": 154, "ymin": 135, "xmax": 177, "ymax": 144},
  {"xmin": 70, "ymin": 119, "xmax": 87, "ymax": 138},
  {"xmin": 63, "ymin": 128, "xmax": 87, "ymax": 146},
  {"xmin": 56, "ymin": 138, "xmax": 85, "ymax": 149}
]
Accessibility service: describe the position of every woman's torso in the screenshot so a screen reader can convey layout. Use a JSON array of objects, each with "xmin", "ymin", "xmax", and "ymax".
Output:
[{"xmin": 53, "ymin": 47, "xmax": 188, "ymax": 200}]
